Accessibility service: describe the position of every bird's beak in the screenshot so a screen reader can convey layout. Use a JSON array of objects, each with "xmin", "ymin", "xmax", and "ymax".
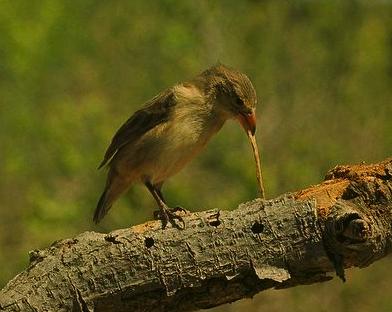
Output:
[
  {"xmin": 237, "ymin": 109, "xmax": 257, "ymax": 136},
  {"xmin": 237, "ymin": 108, "xmax": 265, "ymax": 199}
]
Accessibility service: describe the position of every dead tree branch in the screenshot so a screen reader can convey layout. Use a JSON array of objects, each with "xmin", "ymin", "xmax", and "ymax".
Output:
[{"xmin": 1, "ymin": 158, "xmax": 392, "ymax": 312}]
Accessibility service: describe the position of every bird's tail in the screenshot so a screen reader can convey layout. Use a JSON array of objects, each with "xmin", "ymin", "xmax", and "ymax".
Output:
[
  {"xmin": 93, "ymin": 189, "xmax": 112, "ymax": 224},
  {"xmin": 93, "ymin": 173, "xmax": 131, "ymax": 224}
]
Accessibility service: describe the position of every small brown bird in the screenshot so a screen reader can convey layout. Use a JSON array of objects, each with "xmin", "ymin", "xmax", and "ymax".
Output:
[{"xmin": 94, "ymin": 64, "xmax": 265, "ymax": 228}]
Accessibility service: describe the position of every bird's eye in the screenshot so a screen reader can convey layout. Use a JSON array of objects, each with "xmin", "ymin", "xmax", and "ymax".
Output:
[{"xmin": 236, "ymin": 98, "xmax": 244, "ymax": 106}]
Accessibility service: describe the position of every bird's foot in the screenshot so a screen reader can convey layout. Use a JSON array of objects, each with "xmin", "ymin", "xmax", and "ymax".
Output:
[
  {"xmin": 154, "ymin": 206, "xmax": 186, "ymax": 229},
  {"xmin": 153, "ymin": 206, "xmax": 189, "ymax": 219}
]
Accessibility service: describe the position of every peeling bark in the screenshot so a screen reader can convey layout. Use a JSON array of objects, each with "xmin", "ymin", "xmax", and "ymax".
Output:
[{"xmin": 1, "ymin": 158, "xmax": 391, "ymax": 312}]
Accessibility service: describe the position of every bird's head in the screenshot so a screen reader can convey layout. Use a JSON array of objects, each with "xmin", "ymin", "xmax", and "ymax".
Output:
[
  {"xmin": 200, "ymin": 64, "xmax": 265, "ymax": 198},
  {"xmin": 203, "ymin": 64, "xmax": 258, "ymax": 135}
]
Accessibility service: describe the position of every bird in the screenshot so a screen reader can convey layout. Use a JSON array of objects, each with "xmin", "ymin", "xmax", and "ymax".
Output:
[{"xmin": 94, "ymin": 64, "xmax": 263, "ymax": 228}]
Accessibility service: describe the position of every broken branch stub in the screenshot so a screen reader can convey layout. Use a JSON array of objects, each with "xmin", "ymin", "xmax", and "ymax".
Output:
[{"xmin": 313, "ymin": 159, "xmax": 392, "ymax": 281}]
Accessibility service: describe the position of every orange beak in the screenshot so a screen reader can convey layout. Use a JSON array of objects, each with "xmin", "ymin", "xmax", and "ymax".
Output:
[
  {"xmin": 237, "ymin": 108, "xmax": 265, "ymax": 199},
  {"xmin": 237, "ymin": 109, "xmax": 256, "ymax": 135}
]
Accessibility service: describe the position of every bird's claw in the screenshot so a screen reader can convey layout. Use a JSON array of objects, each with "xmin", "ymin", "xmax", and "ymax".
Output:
[{"xmin": 154, "ymin": 207, "xmax": 186, "ymax": 229}]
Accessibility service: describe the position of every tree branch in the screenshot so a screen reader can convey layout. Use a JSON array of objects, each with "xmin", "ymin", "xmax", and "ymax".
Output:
[{"xmin": 1, "ymin": 158, "xmax": 391, "ymax": 312}]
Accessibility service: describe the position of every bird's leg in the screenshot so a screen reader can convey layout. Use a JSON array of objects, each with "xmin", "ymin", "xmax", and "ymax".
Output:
[
  {"xmin": 154, "ymin": 183, "xmax": 167, "ymax": 204},
  {"xmin": 145, "ymin": 181, "xmax": 185, "ymax": 229},
  {"xmin": 155, "ymin": 184, "xmax": 189, "ymax": 215}
]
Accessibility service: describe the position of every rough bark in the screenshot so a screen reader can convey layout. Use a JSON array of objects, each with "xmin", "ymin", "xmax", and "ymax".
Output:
[{"xmin": 1, "ymin": 158, "xmax": 391, "ymax": 312}]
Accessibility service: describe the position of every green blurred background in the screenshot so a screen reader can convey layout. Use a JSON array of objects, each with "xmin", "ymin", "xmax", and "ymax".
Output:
[{"xmin": 1, "ymin": 0, "xmax": 391, "ymax": 311}]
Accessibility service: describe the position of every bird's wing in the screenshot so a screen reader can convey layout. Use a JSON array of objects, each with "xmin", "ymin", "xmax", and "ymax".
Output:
[{"xmin": 98, "ymin": 89, "xmax": 176, "ymax": 169}]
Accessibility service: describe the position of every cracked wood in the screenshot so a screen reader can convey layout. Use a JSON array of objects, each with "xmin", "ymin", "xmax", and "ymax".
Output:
[{"xmin": 0, "ymin": 158, "xmax": 391, "ymax": 312}]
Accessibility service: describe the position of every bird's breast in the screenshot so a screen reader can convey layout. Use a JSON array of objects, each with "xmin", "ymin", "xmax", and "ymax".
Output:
[{"xmin": 130, "ymin": 104, "xmax": 225, "ymax": 184}]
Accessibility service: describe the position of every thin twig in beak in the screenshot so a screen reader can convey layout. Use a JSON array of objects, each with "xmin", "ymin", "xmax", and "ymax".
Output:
[{"xmin": 246, "ymin": 130, "xmax": 265, "ymax": 199}]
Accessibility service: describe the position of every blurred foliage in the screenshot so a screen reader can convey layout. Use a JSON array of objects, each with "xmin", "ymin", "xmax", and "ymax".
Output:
[{"xmin": 1, "ymin": 0, "xmax": 391, "ymax": 311}]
